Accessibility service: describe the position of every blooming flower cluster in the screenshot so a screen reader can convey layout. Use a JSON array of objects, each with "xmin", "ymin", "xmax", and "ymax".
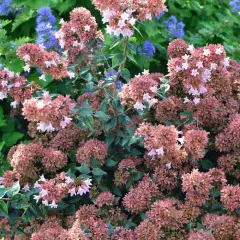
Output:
[
  {"xmin": 163, "ymin": 15, "xmax": 185, "ymax": 38},
  {"xmin": 17, "ymin": 43, "xmax": 69, "ymax": 80},
  {"xmin": 0, "ymin": 68, "xmax": 39, "ymax": 108},
  {"xmin": 76, "ymin": 139, "xmax": 108, "ymax": 167},
  {"xmin": 118, "ymin": 71, "xmax": 163, "ymax": 110},
  {"xmin": 7, "ymin": 144, "xmax": 69, "ymax": 182},
  {"xmin": 33, "ymin": 173, "xmax": 92, "ymax": 208},
  {"xmin": 123, "ymin": 175, "xmax": 159, "ymax": 213},
  {"xmin": 22, "ymin": 94, "xmax": 75, "ymax": 132},
  {"xmin": 0, "ymin": 0, "xmax": 13, "ymax": 15},
  {"xmin": 36, "ymin": 7, "xmax": 59, "ymax": 50},
  {"xmin": 92, "ymin": 0, "xmax": 167, "ymax": 37},
  {"xmin": 55, "ymin": 7, "xmax": 103, "ymax": 64},
  {"xmin": 230, "ymin": 0, "xmax": 240, "ymax": 11},
  {"xmin": 138, "ymin": 41, "xmax": 156, "ymax": 58}
]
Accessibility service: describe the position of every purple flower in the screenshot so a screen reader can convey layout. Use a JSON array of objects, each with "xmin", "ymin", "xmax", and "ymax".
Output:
[
  {"xmin": 230, "ymin": 0, "xmax": 240, "ymax": 11},
  {"xmin": 117, "ymin": 81, "xmax": 122, "ymax": 90},
  {"xmin": 36, "ymin": 7, "xmax": 59, "ymax": 50},
  {"xmin": 138, "ymin": 41, "xmax": 155, "ymax": 58},
  {"xmin": 0, "ymin": 0, "xmax": 13, "ymax": 15},
  {"xmin": 163, "ymin": 15, "xmax": 185, "ymax": 38},
  {"xmin": 156, "ymin": 10, "xmax": 165, "ymax": 20},
  {"xmin": 37, "ymin": 7, "xmax": 56, "ymax": 25},
  {"xmin": 104, "ymin": 69, "xmax": 118, "ymax": 80}
]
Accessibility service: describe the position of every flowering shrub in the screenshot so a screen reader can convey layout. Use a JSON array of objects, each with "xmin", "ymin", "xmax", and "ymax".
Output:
[{"xmin": 0, "ymin": 0, "xmax": 240, "ymax": 239}]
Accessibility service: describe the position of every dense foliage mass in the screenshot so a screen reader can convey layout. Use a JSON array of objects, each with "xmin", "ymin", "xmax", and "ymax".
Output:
[{"xmin": 0, "ymin": 0, "xmax": 240, "ymax": 239}]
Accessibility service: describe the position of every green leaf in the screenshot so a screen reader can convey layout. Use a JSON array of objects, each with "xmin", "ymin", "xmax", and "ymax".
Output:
[
  {"xmin": 11, "ymin": 194, "xmax": 29, "ymax": 209},
  {"xmin": 0, "ymin": 188, "xmax": 8, "ymax": 199},
  {"xmin": 0, "ymin": 200, "xmax": 8, "ymax": 217},
  {"xmin": 79, "ymin": 100, "xmax": 93, "ymax": 117},
  {"xmin": 92, "ymin": 168, "xmax": 107, "ymax": 177},
  {"xmin": 105, "ymin": 159, "xmax": 118, "ymax": 167},
  {"xmin": 7, "ymin": 182, "xmax": 20, "ymax": 197},
  {"xmin": 76, "ymin": 163, "xmax": 91, "ymax": 174},
  {"xmin": 201, "ymin": 159, "xmax": 214, "ymax": 170},
  {"xmin": 2, "ymin": 132, "xmax": 24, "ymax": 147},
  {"xmin": 112, "ymin": 53, "xmax": 125, "ymax": 68},
  {"xmin": 95, "ymin": 111, "xmax": 110, "ymax": 121},
  {"xmin": 127, "ymin": 53, "xmax": 138, "ymax": 65},
  {"xmin": 79, "ymin": 67, "xmax": 90, "ymax": 76},
  {"xmin": 120, "ymin": 68, "xmax": 131, "ymax": 81},
  {"xmin": 12, "ymin": 9, "xmax": 35, "ymax": 32}
]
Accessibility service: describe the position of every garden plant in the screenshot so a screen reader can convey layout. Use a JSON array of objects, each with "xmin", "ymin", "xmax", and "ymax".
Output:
[{"xmin": 0, "ymin": 0, "xmax": 240, "ymax": 239}]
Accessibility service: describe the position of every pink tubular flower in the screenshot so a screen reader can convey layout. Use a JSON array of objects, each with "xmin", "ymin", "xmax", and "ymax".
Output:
[
  {"xmin": 146, "ymin": 198, "xmax": 187, "ymax": 231},
  {"xmin": 188, "ymin": 229, "xmax": 215, "ymax": 240},
  {"xmin": 56, "ymin": 7, "xmax": 102, "ymax": 64},
  {"xmin": 216, "ymin": 114, "xmax": 240, "ymax": 152},
  {"xmin": 41, "ymin": 148, "xmax": 68, "ymax": 172},
  {"xmin": 203, "ymin": 214, "xmax": 237, "ymax": 240},
  {"xmin": 221, "ymin": 185, "xmax": 240, "ymax": 211},
  {"xmin": 134, "ymin": 219, "xmax": 164, "ymax": 240},
  {"xmin": 2, "ymin": 170, "xmax": 20, "ymax": 188},
  {"xmin": 49, "ymin": 124, "xmax": 86, "ymax": 153},
  {"xmin": 123, "ymin": 175, "xmax": 159, "ymax": 213},
  {"xmin": 0, "ymin": 69, "xmax": 39, "ymax": 104},
  {"xmin": 167, "ymin": 39, "xmax": 190, "ymax": 58},
  {"xmin": 184, "ymin": 129, "xmax": 208, "ymax": 159},
  {"xmin": 95, "ymin": 191, "xmax": 115, "ymax": 207},
  {"xmin": 76, "ymin": 139, "xmax": 108, "ymax": 167},
  {"xmin": 17, "ymin": 43, "xmax": 68, "ymax": 80},
  {"xmin": 118, "ymin": 73, "xmax": 163, "ymax": 106},
  {"xmin": 114, "ymin": 157, "xmax": 142, "ymax": 186},
  {"xmin": 22, "ymin": 94, "xmax": 75, "ymax": 131},
  {"xmin": 8, "ymin": 143, "xmax": 44, "ymax": 180},
  {"xmin": 182, "ymin": 169, "xmax": 212, "ymax": 206},
  {"xmin": 136, "ymin": 122, "xmax": 186, "ymax": 167},
  {"xmin": 154, "ymin": 165, "xmax": 178, "ymax": 190},
  {"xmin": 92, "ymin": 0, "xmax": 167, "ymax": 37}
]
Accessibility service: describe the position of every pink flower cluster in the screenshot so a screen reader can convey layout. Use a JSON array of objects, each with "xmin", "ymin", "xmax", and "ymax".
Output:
[
  {"xmin": 17, "ymin": 43, "xmax": 69, "ymax": 80},
  {"xmin": 221, "ymin": 185, "xmax": 240, "ymax": 211},
  {"xmin": 49, "ymin": 123, "xmax": 87, "ymax": 153},
  {"xmin": 95, "ymin": 191, "xmax": 115, "ymax": 207},
  {"xmin": 56, "ymin": 8, "xmax": 103, "ymax": 64},
  {"xmin": 8, "ymin": 143, "xmax": 68, "ymax": 181},
  {"xmin": 76, "ymin": 139, "xmax": 108, "ymax": 167},
  {"xmin": 168, "ymin": 40, "xmax": 233, "ymax": 105},
  {"xmin": 114, "ymin": 157, "xmax": 142, "ymax": 186},
  {"xmin": 33, "ymin": 173, "xmax": 92, "ymax": 208},
  {"xmin": 203, "ymin": 214, "xmax": 238, "ymax": 240},
  {"xmin": 118, "ymin": 72, "xmax": 163, "ymax": 110},
  {"xmin": 22, "ymin": 93, "xmax": 75, "ymax": 132},
  {"xmin": 136, "ymin": 122, "xmax": 187, "ymax": 168},
  {"xmin": 216, "ymin": 114, "xmax": 240, "ymax": 152},
  {"xmin": 2, "ymin": 170, "xmax": 20, "ymax": 187},
  {"xmin": 92, "ymin": 0, "xmax": 167, "ymax": 37},
  {"xmin": 0, "ymin": 68, "xmax": 39, "ymax": 107},
  {"xmin": 123, "ymin": 175, "xmax": 159, "ymax": 213},
  {"xmin": 182, "ymin": 169, "xmax": 213, "ymax": 206},
  {"xmin": 184, "ymin": 129, "xmax": 208, "ymax": 159}
]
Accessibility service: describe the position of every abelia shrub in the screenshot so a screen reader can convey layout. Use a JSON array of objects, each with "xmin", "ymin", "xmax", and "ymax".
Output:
[{"xmin": 0, "ymin": 2, "xmax": 240, "ymax": 240}]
